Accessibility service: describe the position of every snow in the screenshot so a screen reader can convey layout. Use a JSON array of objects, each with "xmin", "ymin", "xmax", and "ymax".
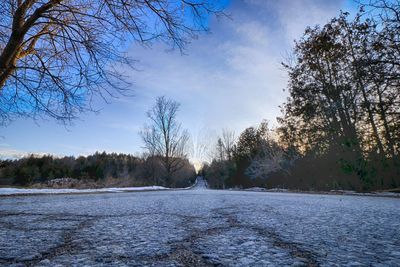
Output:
[
  {"xmin": 0, "ymin": 176, "xmax": 207, "ymax": 196},
  {"xmin": 0, "ymin": 179, "xmax": 399, "ymax": 266},
  {"xmin": 242, "ymin": 187, "xmax": 400, "ymax": 197},
  {"xmin": 0, "ymin": 186, "xmax": 167, "ymax": 196},
  {"xmin": 244, "ymin": 187, "xmax": 267, "ymax": 191},
  {"xmin": 191, "ymin": 176, "xmax": 208, "ymax": 190}
]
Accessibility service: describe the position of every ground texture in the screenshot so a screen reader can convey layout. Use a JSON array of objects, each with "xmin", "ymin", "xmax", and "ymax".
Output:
[{"xmin": 0, "ymin": 179, "xmax": 399, "ymax": 266}]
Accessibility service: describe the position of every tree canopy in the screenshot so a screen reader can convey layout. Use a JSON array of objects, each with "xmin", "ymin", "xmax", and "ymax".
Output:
[
  {"xmin": 141, "ymin": 96, "xmax": 190, "ymax": 184},
  {"xmin": 0, "ymin": 0, "xmax": 224, "ymax": 124},
  {"xmin": 203, "ymin": 1, "xmax": 400, "ymax": 192}
]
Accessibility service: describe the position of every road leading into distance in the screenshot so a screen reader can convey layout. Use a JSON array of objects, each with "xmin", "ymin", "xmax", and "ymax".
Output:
[{"xmin": 0, "ymin": 178, "xmax": 399, "ymax": 266}]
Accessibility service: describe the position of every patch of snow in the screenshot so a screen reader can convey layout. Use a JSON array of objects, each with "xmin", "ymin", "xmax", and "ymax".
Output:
[
  {"xmin": 373, "ymin": 192, "xmax": 400, "ymax": 197},
  {"xmin": 0, "ymin": 186, "xmax": 168, "ymax": 196},
  {"xmin": 266, "ymin": 188, "xmax": 289, "ymax": 192},
  {"xmin": 245, "ymin": 187, "xmax": 267, "ymax": 192},
  {"xmin": 243, "ymin": 187, "xmax": 289, "ymax": 192},
  {"xmin": 330, "ymin": 190, "xmax": 400, "ymax": 198},
  {"xmin": 190, "ymin": 177, "xmax": 208, "ymax": 190},
  {"xmin": 330, "ymin": 190, "xmax": 357, "ymax": 194}
]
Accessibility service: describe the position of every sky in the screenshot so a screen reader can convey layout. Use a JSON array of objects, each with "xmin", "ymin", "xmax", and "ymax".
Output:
[{"xmin": 0, "ymin": 0, "xmax": 358, "ymax": 163}]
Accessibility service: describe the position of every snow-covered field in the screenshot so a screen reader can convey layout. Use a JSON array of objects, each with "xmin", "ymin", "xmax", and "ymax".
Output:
[
  {"xmin": 0, "ymin": 186, "xmax": 167, "ymax": 196},
  {"xmin": 0, "ymin": 181, "xmax": 399, "ymax": 266}
]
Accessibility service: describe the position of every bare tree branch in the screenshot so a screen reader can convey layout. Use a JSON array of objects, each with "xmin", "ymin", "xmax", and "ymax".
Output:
[
  {"xmin": 140, "ymin": 96, "xmax": 190, "ymax": 183},
  {"xmin": 0, "ymin": 0, "xmax": 225, "ymax": 124}
]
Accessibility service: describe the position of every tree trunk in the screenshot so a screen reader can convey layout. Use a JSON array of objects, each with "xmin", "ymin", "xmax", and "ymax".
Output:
[{"xmin": 344, "ymin": 24, "xmax": 386, "ymax": 155}]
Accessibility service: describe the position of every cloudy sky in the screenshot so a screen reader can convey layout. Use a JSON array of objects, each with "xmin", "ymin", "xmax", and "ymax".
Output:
[{"xmin": 1, "ymin": 0, "xmax": 357, "ymax": 161}]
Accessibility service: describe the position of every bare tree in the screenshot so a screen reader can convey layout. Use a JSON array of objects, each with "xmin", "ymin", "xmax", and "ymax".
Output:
[
  {"xmin": 0, "ymin": 0, "xmax": 223, "ymax": 124},
  {"xmin": 221, "ymin": 129, "xmax": 235, "ymax": 160},
  {"xmin": 210, "ymin": 129, "xmax": 235, "ymax": 161},
  {"xmin": 215, "ymin": 138, "xmax": 225, "ymax": 161},
  {"xmin": 245, "ymin": 140, "xmax": 286, "ymax": 180},
  {"xmin": 187, "ymin": 127, "xmax": 214, "ymax": 169},
  {"xmin": 140, "ymin": 96, "xmax": 189, "ymax": 184}
]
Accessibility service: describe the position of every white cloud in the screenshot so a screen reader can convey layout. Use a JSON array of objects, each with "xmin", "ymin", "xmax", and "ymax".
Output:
[
  {"xmin": 0, "ymin": 148, "xmax": 49, "ymax": 159},
  {"xmin": 123, "ymin": 0, "xmax": 345, "ymax": 140}
]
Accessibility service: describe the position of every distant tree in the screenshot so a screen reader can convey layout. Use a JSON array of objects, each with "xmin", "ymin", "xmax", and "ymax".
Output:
[
  {"xmin": 215, "ymin": 138, "xmax": 225, "ymax": 161},
  {"xmin": 234, "ymin": 122, "xmax": 270, "ymax": 160},
  {"xmin": 220, "ymin": 129, "xmax": 236, "ymax": 161},
  {"xmin": 0, "ymin": 151, "xmax": 196, "ymax": 187},
  {"xmin": 202, "ymin": 159, "xmax": 235, "ymax": 189},
  {"xmin": 212, "ymin": 132, "xmax": 234, "ymax": 162},
  {"xmin": 203, "ymin": 129, "xmax": 236, "ymax": 188},
  {"xmin": 140, "ymin": 96, "xmax": 190, "ymax": 185},
  {"xmin": 141, "ymin": 153, "xmax": 164, "ymax": 185},
  {"xmin": 245, "ymin": 123, "xmax": 289, "ymax": 179},
  {"xmin": 0, "ymin": 0, "xmax": 224, "ymax": 124}
]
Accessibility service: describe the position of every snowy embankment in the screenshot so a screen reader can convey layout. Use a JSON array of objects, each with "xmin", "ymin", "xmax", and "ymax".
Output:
[
  {"xmin": 242, "ymin": 187, "xmax": 400, "ymax": 198},
  {"xmin": 0, "ymin": 186, "xmax": 168, "ymax": 196}
]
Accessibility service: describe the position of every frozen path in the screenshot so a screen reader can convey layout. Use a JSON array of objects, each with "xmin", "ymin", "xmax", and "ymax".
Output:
[
  {"xmin": 191, "ymin": 177, "xmax": 208, "ymax": 190},
  {"xmin": 0, "ymin": 185, "xmax": 399, "ymax": 266}
]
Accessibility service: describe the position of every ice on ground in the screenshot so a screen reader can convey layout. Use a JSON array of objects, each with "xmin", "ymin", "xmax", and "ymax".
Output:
[
  {"xmin": 190, "ymin": 176, "xmax": 208, "ymax": 190},
  {"xmin": 0, "ymin": 180, "xmax": 399, "ymax": 266}
]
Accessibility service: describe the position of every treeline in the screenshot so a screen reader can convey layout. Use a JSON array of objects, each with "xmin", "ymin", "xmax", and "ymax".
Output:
[
  {"xmin": 202, "ymin": 122, "xmax": 299, "ymax": 189},
  {"xmin": 0, "ymin": 152, "xmax": 196, "ymax": 187},
  {"xmin": 203, "ymin": 1, "xmax": 400, "ymax": 192}
]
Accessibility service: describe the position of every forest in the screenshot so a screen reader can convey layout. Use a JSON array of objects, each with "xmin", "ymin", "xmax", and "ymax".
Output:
[
  {"xmin": 203, "ymin": 2, "xmax": 400, "ymax": 192},
  {"xmin": 0, "ymin": 152, "xmax": 196, "ymax": 188}
]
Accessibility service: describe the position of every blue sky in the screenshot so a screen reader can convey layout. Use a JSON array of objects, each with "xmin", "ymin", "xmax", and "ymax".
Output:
[{"xmin": 0, "ymin": 0, "xmax": 358, "ymax": 162}]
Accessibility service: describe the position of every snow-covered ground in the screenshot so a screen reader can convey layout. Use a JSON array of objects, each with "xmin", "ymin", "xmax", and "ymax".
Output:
[
  {"xmin": 191, "ymin": 176, "xmax": 208, "ymax": 190},
  {"xmin": 0, "ymin": 186, "xmax": 167, "ymax": 196},
  {"xmin": 0, "ymin": 183, "xmax": 399, "ymax": 266},
  {"xmin": 0, "ymin": 177, "xmax": 207, "ymax": 196}
]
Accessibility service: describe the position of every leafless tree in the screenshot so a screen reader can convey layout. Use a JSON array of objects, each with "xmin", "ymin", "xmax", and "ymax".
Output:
[
  {"xmin": 140, "ymin": 96, "xmax": 189, "ymax": 183},
  {"xmin": 221, "ymin": 129, "xmax": 235, "ymax": 160},
  {"xmin": 0, "ymin": 0, "xmax": 223, "ymax": 124},
  {"xmin": 240, "ymin": 122, "xmax": 286, "ymax": 179},
  {"xmin": 211, "ymin": 129, "xmax": 235, "ymax": 161},
  {"xmin": 245, "ymin": 140, "xmax": 286, "ymax": 180},
  {"xmin": 187, "ymin": 127, "xmax": 214, "ymax": 170}
]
